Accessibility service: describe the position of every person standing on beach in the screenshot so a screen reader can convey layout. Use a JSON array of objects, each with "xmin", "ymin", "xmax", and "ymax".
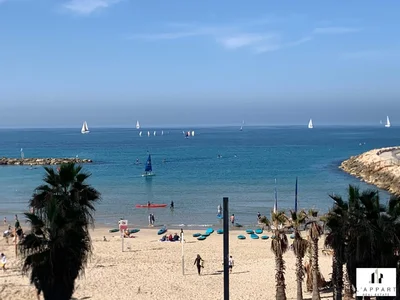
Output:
[
  {"xmin": 194, "ymin": 254, "xmax": 204, "ymax": 275},
  {"xmin": 230, "ymin": 214, "xmax": 235, "ymax": 225},
  {"xmin": 217, "ymin": 204, "xmax": 222, "ymax": 215},
  {"xmin": 257, "ymin": 212, "xmax": 261, "ymax": 220},
  {"xmin": 3, "ymin": 217, "xmax": 6, "ymax": 225},
  {"xmin": 228, "ymin": 255, "xmax": 234, "ymax": 273},
  {"xmin": 1, "ymin": 253, "xmax": 6, "ymax": 271}
]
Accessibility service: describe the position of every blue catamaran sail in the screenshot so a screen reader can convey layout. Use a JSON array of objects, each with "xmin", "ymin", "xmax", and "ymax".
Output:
[{"xmin": 142, "ymin": 154, "xmax": 155, "ymax": 177}]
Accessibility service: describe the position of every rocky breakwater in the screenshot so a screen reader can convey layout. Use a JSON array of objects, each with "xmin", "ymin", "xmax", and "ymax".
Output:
[
  {"xmin": 0, "ymin": 157, "xmax": 93, "ymax": 166},
  {"xmin": 340, "ymin": 147, "xmax": 400, "ymax": 195}
]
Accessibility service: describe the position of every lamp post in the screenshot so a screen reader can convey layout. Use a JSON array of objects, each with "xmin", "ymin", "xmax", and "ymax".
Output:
[
  {"xmin": 181, "ymin": 228, "xmax": 184, "ymax": 275},
  {"xmin": 223, "ymin": 197, "xmax": 229, "ymax": 300}
]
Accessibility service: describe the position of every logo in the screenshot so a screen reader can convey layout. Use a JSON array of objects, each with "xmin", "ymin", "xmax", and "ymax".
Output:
[{"xmin": 356, "ymin": 268, "xmax": 396, "ymax": 297}]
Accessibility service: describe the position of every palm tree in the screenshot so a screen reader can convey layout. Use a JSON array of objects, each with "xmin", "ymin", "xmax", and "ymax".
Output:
[
  {"xmin": 325, "ymin": 194, "xmax": 348, "ymax": 300},
  {"xmin": 306, "ymin": 219, "xmax": 323, "ymax": 300},
  {"xmin": 271, "ymin": 228, "xmax": 289, "ymax": 300},
  {"xmin": 19, "ymin": 163, "xmax": 100, "ymax": 300},
  {"xmin": 290, "ymin": 210, "xmax": 309, "ymax": 300}
]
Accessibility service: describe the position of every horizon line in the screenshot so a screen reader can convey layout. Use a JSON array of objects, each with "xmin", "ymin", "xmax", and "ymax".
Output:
[{"xmin": 0, "ymin": 123, "xmax": 394, "ymax": 130}]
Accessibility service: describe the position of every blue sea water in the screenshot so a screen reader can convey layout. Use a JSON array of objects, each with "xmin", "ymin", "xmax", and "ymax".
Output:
[{"xmin": 0, "ymin": 126, "xmax": 397, "ymax": 228}]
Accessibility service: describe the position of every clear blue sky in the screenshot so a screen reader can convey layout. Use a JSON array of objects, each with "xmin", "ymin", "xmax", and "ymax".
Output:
[{"xmin": 1, "ymin": 0, "xmax": 399, "ymax": 127}]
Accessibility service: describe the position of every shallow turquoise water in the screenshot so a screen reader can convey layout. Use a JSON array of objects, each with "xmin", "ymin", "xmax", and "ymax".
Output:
[{"xmin": 0, "ymin": 126, "xmax": 396, "ymax": 228}]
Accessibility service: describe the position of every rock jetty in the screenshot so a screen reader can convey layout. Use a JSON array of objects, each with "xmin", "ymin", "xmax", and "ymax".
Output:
[
  {"xmin": 340, "ymin": 147, "xmax": 400, "ymax": 195},
  {"xmin": 0, "ymin": 157, "xmax": 93, "ymax": 166}
]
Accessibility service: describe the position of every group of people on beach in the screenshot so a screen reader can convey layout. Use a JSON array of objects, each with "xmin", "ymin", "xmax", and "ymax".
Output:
[{"xmin": 160, "ymin": 233, "xmax": 180, "ymax": 242}]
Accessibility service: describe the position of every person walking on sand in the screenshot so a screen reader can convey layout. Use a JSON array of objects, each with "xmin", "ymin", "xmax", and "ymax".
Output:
[
  {"xmin": 194, "ymin": 254, "xmax": 204, "ymax": 275},
  {"xmin": 229, "ymin": 255, "xmax": 234, "ymax": 273}
]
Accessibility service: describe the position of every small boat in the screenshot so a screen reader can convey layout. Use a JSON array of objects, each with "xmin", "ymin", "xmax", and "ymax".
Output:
[
  {"xmin": 158, "ymin": 227, "xmax": 167, "ymax": 235},
  {"xmin": 385, "ymin": 116, "xmax": 391, "ymax": 128},
  {"xmin": 250, "ymin": 233, "xmax": 259, "ymax": 239},
  {"xmin": 308, "ymin": 118, "xmax": 313, "ymax": 129},
  {"xmin": 237, "ymin": 235, "xmax": 246, "ymax": 240},
  {"xmin": 142, "ymin": 154, "xmax": 155, "ymax": 177},
  {"xmin": 136, "ymin": 120, "xmax": 140, "ymax": 129},
  {"xmin": 135, "ymin": 203, "xmax": 166, "ymax": 208},
  {"xmin": 81, "ymin": 121, "xmax": 89, "ymax": 134},
  {"xmin": 255, "ymin": 229, "xmax": 263, "ymax": 234}
]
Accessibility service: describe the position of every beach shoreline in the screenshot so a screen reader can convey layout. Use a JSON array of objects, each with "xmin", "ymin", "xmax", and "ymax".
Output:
[
  {"xmin": 340, "ymin": 146, "xmax": 400, "ymax": 195},
  {"xmin": 0, "ymin": 226, "xmax": 333, "ymax": 300}
]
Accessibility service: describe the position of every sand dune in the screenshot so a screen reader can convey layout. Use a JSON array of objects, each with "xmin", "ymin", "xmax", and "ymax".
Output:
[{"xmin": 0, "ymin": 227, "xmax": 333, "ymax": 300}]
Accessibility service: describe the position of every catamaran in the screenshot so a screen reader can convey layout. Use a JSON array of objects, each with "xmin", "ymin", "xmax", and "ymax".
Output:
[
  {"xmin": 136, "ymin": 120, "xmax": 140, "ymax": 129},
  {"xmin": 142, "ymin": 154, "xmax": 155, "ymax": 177},
  {"xmin": 81, "ymin": 121, "xmax": 89, "ymax": 134},
  {"xmin": 385, "ymin": 116, "xmax": 391, "ymax": 128},
  {"xmin": 308, "ymin": 119, "xmax": 313, "ymax": 129}
]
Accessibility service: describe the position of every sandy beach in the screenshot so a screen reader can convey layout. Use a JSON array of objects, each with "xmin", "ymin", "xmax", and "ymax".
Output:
[{"xmin": 1, "ymin": 225, "xmax": 333, "ymax": 300}]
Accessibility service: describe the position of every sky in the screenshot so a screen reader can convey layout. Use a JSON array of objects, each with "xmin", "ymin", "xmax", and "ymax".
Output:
[{"xmin": 1, "ymin": 0, "xmax": 400, "ymax": 127}]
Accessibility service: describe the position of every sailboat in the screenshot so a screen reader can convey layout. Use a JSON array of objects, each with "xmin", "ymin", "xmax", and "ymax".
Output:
[
  {"xmin": 153, "ymin": 131, "xmax": 156, "ymax": 136},
  {"xmin": 139, "ymin": 131, "xmax": 142, "ymax": 137},
  {"xmin": 136, "ymin": 120, "xmax": 140, "ymax": 129},
  {"xmin": 308, "ymin": 119, "xmax": 313, "ymax": 129},
  {"xmin": 142, "ymin": 154, "xmax": 155, "ymax": 177},
  {"xmin": 147, "ymin": 131, "xmax": 150, "ymax": 137},
  {"xmin": 385, "ymin": 116, "xmax": 391, "ymax": 128},
  {"xmin": 161, "ymin": 130, "xmax": 164, "ymax": 136},
  {"xmin": 240, "ymin": 120, "xmax": 244, "ymax": 131},
  {"xmin": 191, "ymin": 131, "xmax": 195, "ymax": 136},
  {"xmin": 81, "ymin": 121, "xmax": 89, "ymax": 134}
]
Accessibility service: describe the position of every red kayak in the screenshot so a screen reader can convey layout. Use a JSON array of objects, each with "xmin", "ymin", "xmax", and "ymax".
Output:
[{"xmin": 135, "ymin": 204, "xmax": 167, "ymax": 208}]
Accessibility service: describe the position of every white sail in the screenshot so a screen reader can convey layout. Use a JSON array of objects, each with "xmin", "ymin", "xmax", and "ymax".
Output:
[
  {"xmin": 385, "ymin": 116, "xmax": 391, "ymax": 128},
  {"xmin": 147, "ymin": 131, "xmax": 150, "ymax": 137},
  {"xmin": 136, "ymin": 120, "xmax": 140, "ymax": 129},
  {"xmin": 153, "ymin": 131, "xmax": 156, "ymax": 136},
  {"xmin": 161, "ymin": 130, "xmax": 164, "ymax": 136},
  {"xmin": 191, "ymin": 131, "xmax": 195, "ymax": 136},
  {"xmin": 81, "ymin": 121, "xmax": 89, "ymax": 134},
  {"xmin": 308, "ymin": 119, "xmax": 313, "ymax": 129},
  {"xmin": 139, "ymin": 131, "xmax": 142, "ymax": 137}
]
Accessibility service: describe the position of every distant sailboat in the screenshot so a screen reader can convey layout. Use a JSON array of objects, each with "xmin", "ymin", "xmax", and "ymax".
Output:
[
  {"xmin": 147, "ymin": 131, "xmax": 150, "ymax": 137},
  {"xmin": 81, "ymin": 121, "xmax": 89, "ymax": 134},
  {"xmin": 153, "ymin": 131, "xmax": 156, "ymax": 136},
  {"xmin": 161, "ymin": 130, "xmax": 164, "ymax": 136},
  {"xmin": 240, "ymin": 120, "xmax": 244, "ymax": 131},
  {"xmin": 308, "ymin": 119, "xmax": 313, "ymax": 129},
  {"xmin": 139, "ymin": 131, "xmax": 142, "ymax": 137},
  {"xmin": 136, "ymin": 120, "xmax": 140, "ymax": 129},
  {"xmin": 142, "ymin": 154, "xmax": 155, "ymax": 177},
  {"xmin": 385, "ymin": 116, "xmax": 391, "ymax": 128},
  {"xmin": 191, "ymin": 131, "xmax": 195, "ymax": 136}
]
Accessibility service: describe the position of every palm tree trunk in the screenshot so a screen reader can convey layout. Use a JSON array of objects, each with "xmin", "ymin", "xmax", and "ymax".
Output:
[
  {"xmin": 275, "ymin": 253, "xmax": 287, "ymax": 300},
  {"xmin": 311, "ymin": 238, "xmax": 321, "ymax": 300},
  {"xmin": 335, "ymin": 255, "xmax": 343, "ymax": 300},
  {"xmin": 331, "ymin": 254, "xmax": 337, "ymax": 300},
  {"xmin": 296, "ymin": 254, "xmax": 304, "ymax": 300},
  {"xmin": 42, "ymin": 280, "xmax": 74, "ymax": 300},
  {"xmin": 342, "ymin": 264, "xmax": 352, "ymax": 300}
]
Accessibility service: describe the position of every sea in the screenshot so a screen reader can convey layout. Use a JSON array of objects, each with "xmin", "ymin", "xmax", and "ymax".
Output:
[{"xmin": 0, "ymin": 126, "xmax": 397, "ymax": 229}]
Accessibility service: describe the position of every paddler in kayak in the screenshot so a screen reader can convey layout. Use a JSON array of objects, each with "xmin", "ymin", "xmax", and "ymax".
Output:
[{"xmin": 147, "ymin": 201, "xmax": 151, "ymax": 207}]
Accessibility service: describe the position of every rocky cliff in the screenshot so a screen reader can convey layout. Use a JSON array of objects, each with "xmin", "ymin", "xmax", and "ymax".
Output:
[{"xmin": 340, "ymin": 147, "xmax": 400, "ymax": 195}]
